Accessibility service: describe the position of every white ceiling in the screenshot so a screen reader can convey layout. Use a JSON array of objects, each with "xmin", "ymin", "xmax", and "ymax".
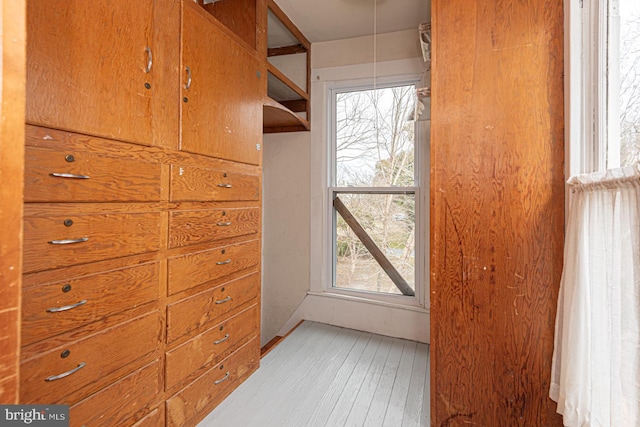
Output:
[{"xmin": 272, "ymin": 0, "xmax": 430, "ymax": 44}]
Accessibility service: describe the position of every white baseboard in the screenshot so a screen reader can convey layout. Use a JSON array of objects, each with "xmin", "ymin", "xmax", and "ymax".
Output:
[{"xmin": 277, "ymin": 292, "xmax": 430, "ymax": 343}]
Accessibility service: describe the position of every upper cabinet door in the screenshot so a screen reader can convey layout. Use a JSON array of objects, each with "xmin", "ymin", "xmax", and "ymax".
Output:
[
  {"xmin": 26, "ymin": 0, "xmax": 155, "ymax": 146},
  {"xmin": 181, "ymin": 2, "xmax": 262, "ymax": 166}
]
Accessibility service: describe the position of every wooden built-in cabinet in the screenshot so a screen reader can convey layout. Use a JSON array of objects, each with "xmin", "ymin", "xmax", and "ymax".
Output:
[
  {"xmin": 181, "ymin": 1, "xmax": 263, "ymax": 164},
  {"xmin": 19, "ymin": 0, "xmax": 290, "ymax": 424},
  {"xmin": 26, "ymin": 0, "xmax": 158, "ymax": 146}
]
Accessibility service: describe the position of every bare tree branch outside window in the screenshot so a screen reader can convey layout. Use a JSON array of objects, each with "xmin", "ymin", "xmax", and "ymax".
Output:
[
  {"xmin": 620, "ymin": 1, "xmax": 640, "ymax": 165},
  {"xmin": 333, "ymin": 85, "xmax": 418, "ymax": 295}
]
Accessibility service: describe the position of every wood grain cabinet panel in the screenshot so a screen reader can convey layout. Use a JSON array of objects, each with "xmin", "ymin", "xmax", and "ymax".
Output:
[
  {"xmin": 170, "ymin": 164, "xmax": 260, "ymax": 202},
  {"xmin": 130, "ymin": 406, "xmax": 165, "ymax": 427},
  {"xmin": 23, "ymin": 211, "xmax": 162, "ymax": 273},
  {"xmin": 24, "ymin": 145, "xmax": 162, "ymax": 203},
  {"xmin": 26, "ymin": 0, "xmax": 155, "ymax": 146},
  {"xmin": 167, "ymin": 240, "xmax": 260, "ymax": 295},
  {"xmin": 166, "ymin": 337, "xmax": 260, "ymax": 427},
  {"xmin": 20, "ymin": 311, "xmax": 162, "ymax": 405},
  {"xmin": 167, "ymin": 273, "xmax": 260, "ymax": 344},
  {"xmin": 430, "ymin": 0, "xmax": 565, "ymax": 424},
  {"xmin": 180, "ymin": 1, "xmax": 262, "ymax": 165},
  {"xmin": 69, "ymin": 360, "xmax": 161, "ymax": 427},
  {"xmin": 166, "ymin": 305, "xmax": 259, "ymax": 390},
  {"xmin": 22, "ymin": 262, "xmax": 159, "ymax": 346},
  {"xmin": 169, "ymin": 207, "xmax": 260, "ymax": 248}
]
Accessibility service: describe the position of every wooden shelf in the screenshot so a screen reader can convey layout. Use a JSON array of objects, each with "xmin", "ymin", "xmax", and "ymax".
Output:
[
  {"xmin": 263, "ymin": 0, "xmax": 311, "ymax": 133},
  {"xmin": 263, "ymin": 96, "xmax": 309, "ymax": 133}
]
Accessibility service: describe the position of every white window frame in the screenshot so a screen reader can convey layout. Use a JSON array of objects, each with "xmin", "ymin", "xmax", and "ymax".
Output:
[
  {"xmin": 305, "ymin": 58, "xmax": 430, "ymax": 349},
  {"xmin": 567, "ymin": 0, "xmax": 624, "ymax": 176},
  {"xmin": 327, "ymin": 78, "xmax": 423, "ymax": 306}
]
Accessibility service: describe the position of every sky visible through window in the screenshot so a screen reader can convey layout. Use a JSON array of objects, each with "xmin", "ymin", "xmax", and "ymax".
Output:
[{"xmin": 335, "ymin": 85, "xmax": 416, "ymax": 187}]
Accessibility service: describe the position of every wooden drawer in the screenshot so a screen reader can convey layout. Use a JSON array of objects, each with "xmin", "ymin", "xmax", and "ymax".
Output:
[
  {"xmin": 22, "ymin": 262, "xmax": 159, "ymax": 346},
  {"xmin": 24, "ymin": 145, "xmax": 161, "ymax": 203},
  {"xmin": 166, "ymin": 337, "xmax": 260, "ymax": 427},
  {"xmin": 169, "ymin": 207, "xmax": 260, "ymax": 248},
  {"xmin": 69, "ymin": 360, "xmax": 161, "ymax": 427},
  {"xmin": 167, "ymin": 239, "xmax": 259, "ymax": 295},
  {"xmin": 170, "ymin": 164, "xmax": 260, "ymax": 202},
  {"xmin": 23, "ymin": 211, "xmax": 161, "ymax": 273},
  {"xmin": 167, "ymin": 273, "xmax": 259, "ymax": 343},
  {"xmin": 20, "ymin": 311, "xmax": 162, "ymax": 404},
  {"xmin": 131, "ymin": 405, "xmax": 164, "ymax": 427},
  {"xmin": 166, "ymin": 305, "xmax": 259, "ymax": 390}
]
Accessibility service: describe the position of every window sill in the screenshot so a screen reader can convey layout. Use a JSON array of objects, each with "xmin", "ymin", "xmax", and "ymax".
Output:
[{"xmin": 307, "ymin": 289, "xmax": 429, "ymax": 314}]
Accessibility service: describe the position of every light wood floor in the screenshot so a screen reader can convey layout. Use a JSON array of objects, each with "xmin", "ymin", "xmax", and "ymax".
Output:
[{"xmin": 198, "ymin": 321, "xmax": 430, "ymax": 427}]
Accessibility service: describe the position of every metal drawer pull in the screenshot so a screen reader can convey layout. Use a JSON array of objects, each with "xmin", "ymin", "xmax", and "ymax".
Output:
[
  {"xmin": 214, "ymin": 372, "xmax": 230, "ymax": 385},
  {"xmin": 45, "ymin": 362, "xmax": 86, "ymax": 382},
  {"xmin": 144, "ymin": 46, "xmax": 153, "ymax": 73},
  {"xmin": 184, "ymin": 66, "xmax": 192, "ymax": 90},
  {"xmin": 215, "ymin": 296, "xmax": 231, "ymax": 305},
  {"xmin": 216, "ymin": 221, "xmax": 232, "ymax": 226},
  {"xmin": 50, "ymin": 172, "xmax": 90, "ymax": 179},
  {"xmin": 48, "ymin": 237, "xmax": 89, "ymax": 245},
  {"xmin": 47, "ymin": 300, "xmax": 87, "ymax": 313},
  {"xmin": 217, "ymin": 183, "xmax": 232, "ymax": 188},
  {"xmin": 216, "ymin": 259, "xmax": 231, "ymax": 265},
  {"xmin": 213, "ymin": 334, "xmax": 230, "ymax": 345}
]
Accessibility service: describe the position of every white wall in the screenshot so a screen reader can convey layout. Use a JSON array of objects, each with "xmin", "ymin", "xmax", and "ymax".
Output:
[
  {"xmin": 261, "ymin": 131, "xmax": 311, "ymax": 346},
  {"xmin": 261, "ymin": 28, "xmax": 429, "ymax": 346}
]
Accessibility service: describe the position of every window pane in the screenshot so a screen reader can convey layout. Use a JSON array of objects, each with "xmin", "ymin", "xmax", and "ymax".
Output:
[
  {"xmin": 334, "ymin": 193, "xmax": 415, "ymax": 295},
  {"xmin": 620, "ymin": 0, "xmax": 640, "ymax": 166},
  {"xmin": 335, "ymin": 85, "xmax": 416, "ymax": 187}
]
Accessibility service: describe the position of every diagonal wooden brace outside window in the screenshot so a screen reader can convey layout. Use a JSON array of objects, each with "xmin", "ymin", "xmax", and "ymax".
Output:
[{"xmin": 333, "ymin": 196, "xmax": 415, "ymax": 297}]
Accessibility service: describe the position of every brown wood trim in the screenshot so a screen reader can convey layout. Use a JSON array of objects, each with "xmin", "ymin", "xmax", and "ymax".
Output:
[
  {"xmin": 279, "ymin": 99, "xmax": 307, "ymax": 113},
  {"xmin": 333, "ymin": 197, "xmax": 415, "ymax": 297},
  {"xmin": 260, "ymin": 320, "xmax": 305, "ymax": 358},
  {"xmin": 260, "ymin": 336, "xmax": 283, "ymax": 357},
  {"xmin": 0, "ymin": 0, "xmax": 26, "ymax": 405},
  {"xmin": 268, "ymin": 44, "xmax": 307, "ymax": 57}
]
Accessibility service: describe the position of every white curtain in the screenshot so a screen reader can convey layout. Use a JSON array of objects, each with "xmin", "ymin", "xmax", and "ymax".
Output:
[{"xmin": 551, "ymin": 165, "xmax": 640, "ymax": 426}]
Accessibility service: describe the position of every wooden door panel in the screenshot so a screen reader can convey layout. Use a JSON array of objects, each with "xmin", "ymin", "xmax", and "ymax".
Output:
[
  {"xmin": 26, "ymin": 0, "xmax": 154, "ymax": 145},
  {"xmin": 430, "ymin": 0, "xmax": 565, "ymax": 424},
  {"xmin": 181, "ymin": 2, "xmax": 262, "ymax": 165}
]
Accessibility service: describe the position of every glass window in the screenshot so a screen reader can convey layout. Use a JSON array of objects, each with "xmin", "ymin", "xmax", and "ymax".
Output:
[
  {"xmin": 330, "ymin": 83, "xmax": 420, "ymax": 297},
  {"xmin": 617, "ymin": 0, "xmax": 640, "ymax": 166}
]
